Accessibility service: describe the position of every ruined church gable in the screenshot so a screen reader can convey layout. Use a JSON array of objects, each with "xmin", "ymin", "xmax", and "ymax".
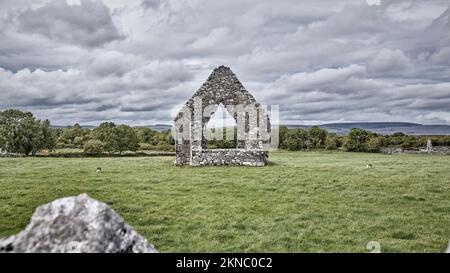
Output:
[{"xmin": 173, "ymin": 65, "xmax": 270, "ymax": 166}]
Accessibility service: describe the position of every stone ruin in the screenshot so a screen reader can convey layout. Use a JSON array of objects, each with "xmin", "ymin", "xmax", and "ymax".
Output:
[
  {"xmin": 0, "ymin": 194, "xmax": 157, "ymax": 253},
  {"xmin": 418, "ymin": 138, "xmax": 436, "ymax": 153},
  {"xmin": 173, "ymin": 66, "xmax": 271, "ymax": 166}
]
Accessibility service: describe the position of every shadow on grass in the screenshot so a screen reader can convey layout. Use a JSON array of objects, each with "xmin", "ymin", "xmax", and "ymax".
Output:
[{"xmin": 267, "ymin": 161, "xmax": 279, "ymax": 166}]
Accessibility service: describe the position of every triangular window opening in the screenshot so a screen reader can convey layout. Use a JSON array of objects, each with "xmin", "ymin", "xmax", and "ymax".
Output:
[{"xmin": 205, "ymin": 103, "xmax": 237, "ymax": 149}]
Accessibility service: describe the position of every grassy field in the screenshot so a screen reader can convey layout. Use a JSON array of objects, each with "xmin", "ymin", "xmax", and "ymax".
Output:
[{"xmin": 0, "ymin": 151, "xmax": 449, "ymax": 252}]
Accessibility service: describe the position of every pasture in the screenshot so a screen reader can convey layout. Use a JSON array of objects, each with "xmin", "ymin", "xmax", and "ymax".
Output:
[{"xmin": 0, "ymin": 151, "xmax": 449, "ymax": 252}]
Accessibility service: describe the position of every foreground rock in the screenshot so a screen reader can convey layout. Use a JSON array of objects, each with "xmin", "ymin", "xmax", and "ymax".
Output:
[{"xmin": 0, "ymin": 193, "xmax": 158, "ymax": 253}]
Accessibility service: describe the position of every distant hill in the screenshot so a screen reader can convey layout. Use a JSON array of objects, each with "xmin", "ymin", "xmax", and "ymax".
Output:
[
  {"xmin": 286, "ymin": 122, "xmax": 450, "ymax": 135},
  {"xmin": 52, "ymin": 124, "xmax": 172, "ymax": 132},
  {"xmin": 135, "ymin": 124, "xmax": 172, "ymax": 132},
  {"xmin": 52, "ymin": 122, "xmax": 450, "ymax": 135},
  {"xmin": 51, "ymin": 125, "xmax": 96, "ymax": 129}
]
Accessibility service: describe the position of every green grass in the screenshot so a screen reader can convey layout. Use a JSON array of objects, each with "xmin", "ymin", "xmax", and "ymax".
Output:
[{"xmin": 0, "ymin": 151, "xmax": 449, "ymax": 252}]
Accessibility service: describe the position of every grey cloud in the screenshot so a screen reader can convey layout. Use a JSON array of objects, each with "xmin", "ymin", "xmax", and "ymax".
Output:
[
  {"xmin": 367, "ymin": 48, "xmax": 413, "ymax": 76},
  {"xmin": 92, "ymin": 103, "xmax": 118, "ymax": 112},
  {"xmin": 0, "ymin": 0, "xmax": 449, "ymax": 126},
  {"xmin": 16, "ymin": 0, "xmax": 123, "ymax": 48},
  {"xmin": 429, "ymin": 46, "xmax": 450, "ymax": 65},
  {"xmin": 141, "ymin": 0, "xmax": 164, "ymax": 10},
  {"xmin": 261, "ymin": 61, "xmax": 450, "ymax": 125},
  {"xmin": 86, "ymin": 51, "xmax": 143, "ymax": 77},
  {"xmin": 120, "ymin": 101, "xmax": 170, "ymax": 112},
  {"xmin": 0, "ymin": 59, "xmax": 194, "ymax": 125}
]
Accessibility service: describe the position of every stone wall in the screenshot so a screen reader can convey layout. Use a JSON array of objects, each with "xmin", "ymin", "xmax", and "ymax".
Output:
[
  {"xmin": 380, "ymin": 146, "xmax": 450, "ymax": 155},
  {"xmin": 191, "ymin": 149, "xmax": 268, "ymax": 166},
  {"xmin": 0, "ymin": 151, "xmax": 23, "ymax": 157},
  {"xmin": 380, "ymin": 147, "xmax": 405, "ymax": 154}
]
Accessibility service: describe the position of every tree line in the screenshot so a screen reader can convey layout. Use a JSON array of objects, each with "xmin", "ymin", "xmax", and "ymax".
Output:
[
  {"xmin": 1, "ymin": 109, "xmax": 450, "ymax": 156},
  {"xmin": 0, "ymin": 109, "xmax": 174, "ymax": 155},
  {"xmin": 55, "ymin": 122, "xmax": 174, "ymax": 154},
  {"xmin": 208, "ymin": 125, "xmax": 450, "ymax": 151},
  {"xmin": 278, "ymin": 126, "xmax": 450, "ymax": 152}
]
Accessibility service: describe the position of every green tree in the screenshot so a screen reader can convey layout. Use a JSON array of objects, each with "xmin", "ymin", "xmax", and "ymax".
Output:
[
  {"xmin": 344, "ymin": 128, "xmax": 372, "ymax": 152},
  {"xmin": 135, "ymin": 127, "xmax": 157, "ymax": 144},
  {"xmin": 89, "ymin": 122, "xmax": 139, "ymax": 154},
  {"xmin": 83, "ymin": 139, "xmax": 105, "ymax": 154},
  {"xmin": 390, "ymin": 132, "xmax": 406, "ymax": 146},
  {"xmin": 115, "ymin": 125, "xmax": 140, "ymax": 154},
  {"xmin": 308, "ymin": 126, "xmax": 328, "ymax": 148},
  {"xmin": 278, "ymin": 126, "xmax": 290, "ymax": 149},
  {"xmin": 0, "ymin": 109, "xmax": 56, "ymax": 155},
  {"xmin": 39, "ymin": 119, "xmax": 56, "ymax": 152},
  {"xmin": 73, "ymin": 136, "xmax": 84, "ymax": 148},
  {"xmin": 57, "ymin": 123, "xmax": 88, "ymax": 147},
  {"xmin": 89, "ymin": 122, "xmax": 116, "ymax": 153},
  {"xmin": 367, "ymin": 136, "xmax": 382, "ymax": 152},
  {"xmin": 285, "ymin": 128, "xmax": 308, "ymax": 151},
  {"xmin": 325, "ymin": 133, "xmax": 340, "ymax": 150},
  {"xmin": 400, "ymin": 136, "xmax": 418, "ymax": 149}
]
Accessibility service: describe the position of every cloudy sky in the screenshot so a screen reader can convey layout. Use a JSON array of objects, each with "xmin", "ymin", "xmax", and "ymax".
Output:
[{"xmin": 0, "ymin": 0, "xmax": 449, "ymax": 126}]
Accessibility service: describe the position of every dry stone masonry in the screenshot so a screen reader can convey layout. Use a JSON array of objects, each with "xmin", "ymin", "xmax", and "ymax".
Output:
[
  {"xmin": 173, "ymin": 66, "xmax": 271, "ymax": 166},
  {"xmin": 0, "ymin": 148, "xmax": 23, "ymax": 157},
  {"xmin": 0, "ymin": 194, "xmax": 158, "ymax": 253}
]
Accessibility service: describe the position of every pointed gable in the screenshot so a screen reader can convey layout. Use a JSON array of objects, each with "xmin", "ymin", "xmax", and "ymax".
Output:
[{"xmin": 175, "ymin": 66, "xmax": 257, "ymax": 122}]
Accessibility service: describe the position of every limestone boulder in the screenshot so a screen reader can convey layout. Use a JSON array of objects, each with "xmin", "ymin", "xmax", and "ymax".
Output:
[{"xmin": 0, "ymin": 193, "xmax": 158, "ymax": 253}]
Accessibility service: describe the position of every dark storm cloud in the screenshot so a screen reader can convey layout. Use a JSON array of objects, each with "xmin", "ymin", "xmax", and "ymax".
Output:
[{"xmin": 0, "ymin": 0, "xmax": 449, "ymax": 125}]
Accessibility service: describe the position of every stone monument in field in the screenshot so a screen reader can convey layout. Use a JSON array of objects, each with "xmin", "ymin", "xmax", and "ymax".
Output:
[{"xmin": 426, "ymin": 139, "xmax": 433, "ymax": 152}]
